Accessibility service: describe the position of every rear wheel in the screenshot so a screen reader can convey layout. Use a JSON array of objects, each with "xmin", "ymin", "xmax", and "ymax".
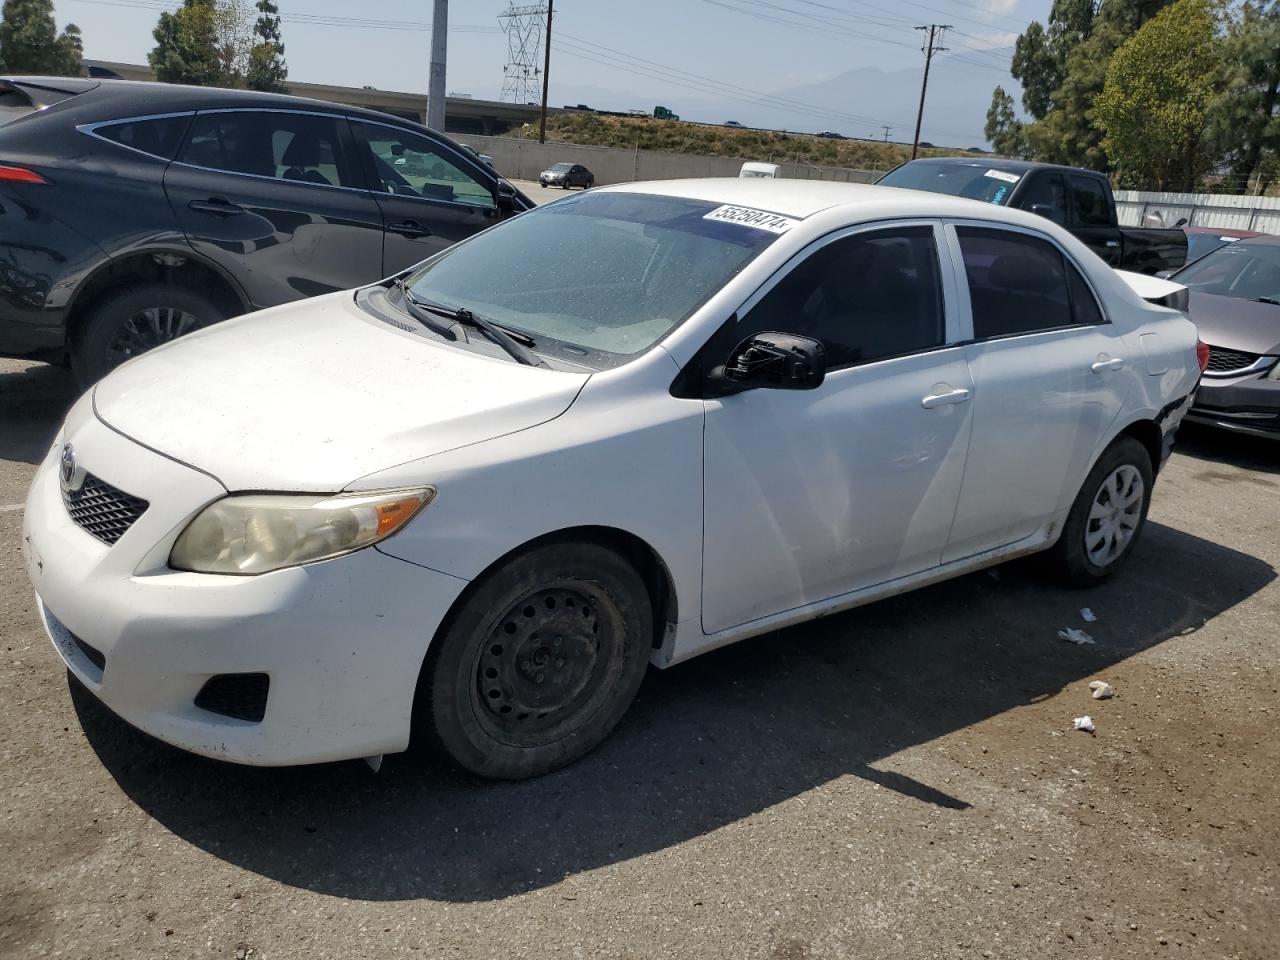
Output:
[
  {"xmin": 73, "ymin": 283, "xmax": 223, "ymax": 386},
  {"xmin": 1050, "ymin": 436, "xmax": 1153, "ymax": 585},
  {"xmin": 417, "ymin": 541, "xmax": 652, "ymax": 779}
]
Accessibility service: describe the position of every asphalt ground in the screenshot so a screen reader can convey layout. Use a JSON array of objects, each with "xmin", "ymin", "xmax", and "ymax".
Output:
[{"xmin": 1, "ymin": 306, "xmax": 1278, "ymax": 958}]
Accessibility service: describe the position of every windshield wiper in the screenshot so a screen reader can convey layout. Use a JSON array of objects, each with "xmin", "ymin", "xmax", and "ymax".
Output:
[
  {"xmin": 399, "ymin": 287, "xmax": 548, "ymax": 368},
  {"xmin": 392, "ymin": 278, "xmax": 464, "ymax": 341},
  {"xmin": 1250, "ymin": 296, "xmax": 1280, "ymax": 305}
]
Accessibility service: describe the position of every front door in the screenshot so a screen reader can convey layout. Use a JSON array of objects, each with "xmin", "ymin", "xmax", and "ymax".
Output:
[
  {"xmin": 942, "ymin": 223, "xmax": 1132, "ymax": 562},
  {"xmin": 349, "ymin": 119, "xmax": 500, "ymax": 276},
  {"xmin": 165, "ymin": 108, "xmax": 384, "ymax": 308},
  {"xmin": 700, "ymin": 223, "xmax": 975, "ymax": 634},
  {"xmin": 1067, "ymin": 174, "xmax": 1123, "ymax": 267}
]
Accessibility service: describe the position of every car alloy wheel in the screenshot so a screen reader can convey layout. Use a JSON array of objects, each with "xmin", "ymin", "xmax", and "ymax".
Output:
[
  {"xmin": 106, "ymin": 306, "xmax": 212, "ymax": 367},
  {"xmin": 1084, "ymin": 464, "xmax": 1144, "ymax": 566}
]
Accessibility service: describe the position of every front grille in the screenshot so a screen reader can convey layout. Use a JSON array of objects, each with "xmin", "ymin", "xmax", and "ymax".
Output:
[
  {"xmin": 1205, "ymin": 345, "xmax": 1261, "ymax": 375},
  {"xmin": 61, "ymin": 472, "xmax": 148, "ymax": 546},
  {"xmin": 195, "ymin": 673, "xmax": 270, "ymax": 723}
]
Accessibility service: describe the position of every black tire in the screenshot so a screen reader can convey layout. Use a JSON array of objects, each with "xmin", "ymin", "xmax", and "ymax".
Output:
[
  {"xmin": 73, "ymin": 283, "xmax": 224, "ymax": 386},
  {"xmin": 1049, "ymin": 436, "xmax": 1154, "ymax": 586},
  {"xmin": 417, "ymin": 541, "xmax": 652, "ymax": 779}
]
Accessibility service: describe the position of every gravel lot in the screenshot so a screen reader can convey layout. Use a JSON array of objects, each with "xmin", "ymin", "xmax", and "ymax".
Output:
[{"xmin": 1, "ymin": 346, "xmax": 1277, "ymax": 960}]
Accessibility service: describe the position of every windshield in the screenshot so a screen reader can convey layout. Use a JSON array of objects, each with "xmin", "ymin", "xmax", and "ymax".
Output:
[
  {"xmin": 404, "ymin": 192, "xmax": 782, "ymax": 366},
  {"xmin": 1174, "ymin": 239, "xmax": 1280, "ymax": 303},
  {"xmin": 879, "ymin": 160, "xmax": 1022, "ymax": 206},
  {"xmin": 1185, "ymin": 232, "xmax": 1243, "ymax": 263},
  {"xmin": 550, "ymin": 163, "xmax": 572, "ymax": 172}
]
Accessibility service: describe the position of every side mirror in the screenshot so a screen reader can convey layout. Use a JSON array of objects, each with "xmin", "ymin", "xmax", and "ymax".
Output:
[
  {"xmin": 1144, "ymin": 211, "xmax": 1166, "ymax": 227},
  {"xmin": 1174, "ymin": 217, "xmax": 1188, "ymax": 228},
  {"xmin": 713, "ymin": 332, "xmax": 826, "ymax": 393},
  {"xmin": 494, "ymin": 179, "xmax": 519, "ymax": 217}
]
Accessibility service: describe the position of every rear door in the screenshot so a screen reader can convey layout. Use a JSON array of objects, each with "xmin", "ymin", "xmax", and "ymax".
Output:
[
  {"xmin": 348, "ymin": 118, "xmax": 500, "ymax": 275},
  {"xmin": 164, "ymin": 108, "xmax": 384, "ymax": 308},
  {"xmin": 1067, "ymin": 174, "xmax": 1123, "ymax": 266},
  {"xmin": 941, "ymin": 223, "xmax": 1132, "ymax": 562}
]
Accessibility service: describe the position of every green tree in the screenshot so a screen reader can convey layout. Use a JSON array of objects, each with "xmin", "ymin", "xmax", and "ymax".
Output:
[
  {"xmin": 985, "ymin": 86, "xmax": 1027, "ymax": 156},
  {"xmin": 1206, "ymin": 2, "xmax": 1280, "ymax": 191},
  {"xmin": 1095, "ymin": 0, "xmax": 1222, "ymax": 190},
  {"xmin": 1010, "ymin": 0, "xmax": 1097, "ymax": 121},
  {"xmin": 244, "ymin": 0, "xmax": 286, "ymax": 93},
  {"xmin": 0, "ymin": 0, "xmax": 83, "ymax": 75},
  {"xmin": 148, "ymin": 0, "xmax": 221, "ymax": 86}
]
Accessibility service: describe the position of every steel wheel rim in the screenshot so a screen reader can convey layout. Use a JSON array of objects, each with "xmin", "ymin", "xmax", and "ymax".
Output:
[
  {"xmin": 105, "ymin": 307, "xmax": 210, "ymax": 368},
  {"xmin": 1085, "ymin": 464, "xmax": 1144, "ymax": 567},
  {"xmin": 471, "ymin": 582, "xmax": 625, "ymax": 748}
]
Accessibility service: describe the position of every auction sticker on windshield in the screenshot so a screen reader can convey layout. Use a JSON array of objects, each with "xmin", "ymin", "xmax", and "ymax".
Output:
[
  {"xmin": 703, "ymin": 204, "xmax": 799, "ymax": 234},
  {"xmin": 984, "ymin": 169, "xmax": 1021, "ymax": 184}
]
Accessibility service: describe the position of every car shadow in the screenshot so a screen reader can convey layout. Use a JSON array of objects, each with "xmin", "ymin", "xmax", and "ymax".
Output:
[
  {"xmin": 1176, "ymin": 422, "xmax": 1279, "ymax": 475},
  {"xmin": 71, "ymin": 520, "xmax": 1274, "ymax": 903},
  {"xmin": 0, "ymin": 361, "xmax": 80, "ymax": 465}
]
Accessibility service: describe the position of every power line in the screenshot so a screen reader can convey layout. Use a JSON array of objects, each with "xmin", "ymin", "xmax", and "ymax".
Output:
[{"xmin": 62, "ymin": 0, "xmax": 502, "ymax": 33}]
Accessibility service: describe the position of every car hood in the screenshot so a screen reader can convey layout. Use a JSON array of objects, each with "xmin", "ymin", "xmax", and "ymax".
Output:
[
  {"xmin": 92, "ymin": 292, "xmax": 589, "ymax": 492},
  {"xmin": 1187, "ymin": 291, "xmax": 1280, "ymax": 355}
]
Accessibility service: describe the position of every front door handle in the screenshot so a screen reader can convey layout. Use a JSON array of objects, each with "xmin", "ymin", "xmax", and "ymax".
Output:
[
  {"xmin": 921, "ymin": 387, "xmax": 971, "ymax": 409},
  {"xmin": 1105, "ymin": 239, "xmax": 1121, "ymax": 248},
  {"xmin": 1091, "ymin": 357, "xmax": 1126, "ymax": 374},
  {"xmin": 188, "ymin": 197, "xmax": 243, "ymax": 216},
  {"xmin": 388, "ymin": 219, "xmax": 432, "ymax": 239}
]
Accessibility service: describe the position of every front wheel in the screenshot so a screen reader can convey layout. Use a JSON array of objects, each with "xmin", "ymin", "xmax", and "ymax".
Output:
[
  {"xmin": 1050, "ymin": 436, "xmax": 1153, "ymax": 586},
  {"xmin": 417, "ymin": 541, "xmax": 652, "ymax": 779}
]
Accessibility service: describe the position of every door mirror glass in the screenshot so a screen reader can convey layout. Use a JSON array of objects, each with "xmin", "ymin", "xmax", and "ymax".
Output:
[{"xmin": 715, "ymin": 332, "xmax": 826, "ymax": 392}]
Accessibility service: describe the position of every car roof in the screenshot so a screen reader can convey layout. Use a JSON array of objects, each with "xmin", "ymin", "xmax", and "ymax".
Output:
[
  {"xmin": 595, "ymin": 177, "xmax": 1042, "ymax": 221},
  {"xmin": 902, "ymin": 156, "xmax": 1101, "ymax": 177}
]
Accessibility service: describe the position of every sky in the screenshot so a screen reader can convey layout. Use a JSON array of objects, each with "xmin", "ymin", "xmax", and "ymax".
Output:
[{"xmin": 51, "ymin": 0, "xmax": 1055, "ymax": 146}]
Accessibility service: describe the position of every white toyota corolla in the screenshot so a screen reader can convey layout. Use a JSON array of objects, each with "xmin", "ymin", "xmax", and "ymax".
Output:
[{"xmin": 24, "ymin": 180, "xmax": 1203, "ymax": 779}]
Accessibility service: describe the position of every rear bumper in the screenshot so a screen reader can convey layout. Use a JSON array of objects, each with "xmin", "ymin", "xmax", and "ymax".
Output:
[{"xmin": 1189, "ymin": 375, "xmax": 1280, "ymax": 438}]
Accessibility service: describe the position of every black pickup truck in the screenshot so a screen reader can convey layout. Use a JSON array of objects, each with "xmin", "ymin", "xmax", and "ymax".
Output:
[{"xmin": 879, "ymin": 158, "xmax": 1188, "ymax": 275}]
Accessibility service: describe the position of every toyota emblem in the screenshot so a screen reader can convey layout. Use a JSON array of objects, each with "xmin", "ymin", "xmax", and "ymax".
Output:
[{"xmin": 59, "ymin": 443, "xmax": 78, "ymax": 491}]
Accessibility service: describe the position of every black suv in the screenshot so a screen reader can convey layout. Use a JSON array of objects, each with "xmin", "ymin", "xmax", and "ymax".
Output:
[{"xmin": 0, "ymin": 77, "xmax": 531, "ymax": 383}]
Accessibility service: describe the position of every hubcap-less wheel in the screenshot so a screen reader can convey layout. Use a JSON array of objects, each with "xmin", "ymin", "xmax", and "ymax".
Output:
[
  {"xmin": 472, "ymin": 584, "xmax": 623, "ymax": 747},
  {"xmin": 106, "ymin": 306, "xmax": 212, "ymax": 367},
  {"xmin": 1085, "ymin": 464, "xmax": 1144, "ymax": 566}
]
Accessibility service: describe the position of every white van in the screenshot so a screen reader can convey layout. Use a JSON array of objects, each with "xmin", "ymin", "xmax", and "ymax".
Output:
[{"xmin": 739, "ymin": 162, "xmax": 779, "ymax": 179}]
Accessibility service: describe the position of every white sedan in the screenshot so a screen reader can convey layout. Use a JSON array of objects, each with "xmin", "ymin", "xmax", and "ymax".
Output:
[{"xmin": 23, "ymin": 180, "xmax": 1203, "ymax": 779}]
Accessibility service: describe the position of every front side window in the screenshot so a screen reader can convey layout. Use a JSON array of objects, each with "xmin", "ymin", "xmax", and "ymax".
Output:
[
  {"xmin": 957, "ymin": 227, "xmax": 1103, "ymax": 338},
  {"xmin": 403, "ymin": 191, "xmax": 779, "ymax": 366},
  {"xmin": 353, "ymin": 120, "xmax": 495, "ymax": 209},
  {"xmin": 1018, "ymin": 172, "xmax": 1066, "ymax": 226},
  {"xmin": 1070, "ymin": 176, "xmax": 1112, "ymax": 227},
  {"xmin": 738, "ymin": 226, "xmax": 945, "ymax": 368},
  {"xmin": 94, "ymin": 115, "xmax": 191, "ymax": 160},
  {"xmin": 179, "ymin": 111, "xmax": 356, "ymax": 187}
]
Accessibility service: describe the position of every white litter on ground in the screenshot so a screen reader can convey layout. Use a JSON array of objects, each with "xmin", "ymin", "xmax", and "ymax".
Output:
[
  {"xmin": 1080, "ymin": 608, "xmax": 1097, "ymax": 622},
  {"xmin": 1058, "ymin": 627, "xmax": 1095, "ymax": 645},
  {"xmin": 1089, "ymin": 680, "xmax": 1115, "ymax": 700},
  {"xmin": 1073, "ymin": 716, "xmax": 1096, "ymax": 733}
]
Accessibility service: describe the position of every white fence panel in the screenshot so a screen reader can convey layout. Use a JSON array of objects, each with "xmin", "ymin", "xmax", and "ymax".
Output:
[{"xmin": 1115, "ymin": 190, "xmax": 1280, "ymax": 233}]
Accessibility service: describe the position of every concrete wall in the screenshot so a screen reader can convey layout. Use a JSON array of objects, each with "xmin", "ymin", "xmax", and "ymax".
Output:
[
  {"xmin": 1115, "ymin": 189, "xmax": 1280, "ymax": 233},
  {"xmin": 452, "ymin": 134, "xmax": 879, "ymax": 186}
]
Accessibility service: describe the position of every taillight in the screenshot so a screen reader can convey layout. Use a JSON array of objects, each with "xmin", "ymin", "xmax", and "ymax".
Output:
[
  {"xmin": 0, "ymin": 164, "xmax": 48, "ymax": 184},
  {"xmin": 1196, "ymin": 339, "xmax": 1211, "ymax": 372}
]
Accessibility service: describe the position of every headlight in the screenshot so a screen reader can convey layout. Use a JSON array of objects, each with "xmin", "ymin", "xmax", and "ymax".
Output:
[{"xmin": 170, "ymin": 487, "xmax": 434, "ymax": 575}]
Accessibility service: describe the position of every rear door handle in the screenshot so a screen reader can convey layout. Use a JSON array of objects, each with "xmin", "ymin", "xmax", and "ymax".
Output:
[
  {"xmin": 388, "ymin": 219, "xmax": 432, "ymax": 239},
  {"xmin": 920, "ymin": 388, "xmax": 971, "ymax": 409},
  {"xmin": 1091, "ymin": 358, "xmax": 1126, "ymax": 373},
  {"xmin": 188, "ymin": 197, "xmax": 243, "ymax": 216}
]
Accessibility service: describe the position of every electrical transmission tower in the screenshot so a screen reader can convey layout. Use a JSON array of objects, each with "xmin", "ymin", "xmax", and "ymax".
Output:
[{"xmin": 499, "ymin": 4, "xmax": 546, "ymax": 103}]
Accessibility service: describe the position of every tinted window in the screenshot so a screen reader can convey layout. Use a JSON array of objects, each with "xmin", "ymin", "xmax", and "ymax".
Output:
[
  {"xmin": 354, "ymin": 121, "xmax": 494, "ymax": 208},
  {"xmin": 95, "ymin": 115, "xmax": 191, "ymax": 160},
  {"xmin": 879, "ymin": 160, "xmax": 1022, "ymax": 206},
  {"xmin": 740, "ymin": 227, "xmax": 945, "ymax": 367},
  {"xmin": 958, "ymin": 228, "xmax": 1105, "ymax": 337},
  {"xmin": 179, "ymin": 111, "xmax": 356, "ymax": 187},
  {"xmin": 1070, "ymin": 176, "xmax": 1111, "ymax": 227},
  {"xmin": 1018, "ymin": 172, "xmax": 1066, "ymax": 225}
]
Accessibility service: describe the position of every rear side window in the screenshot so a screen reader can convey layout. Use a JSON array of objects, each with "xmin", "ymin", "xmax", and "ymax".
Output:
[
  {"xmin": 178, "ymin": 111, "xmax": 358, "ymax": 188},
  {"xmin": 1070, "ymin": 176, "xmax": 1111, "ymax": 227},
  {"xmin": 94, "ymin": 115, "xmax": 191, "ymax": 161},
  {"xmin": 957, "ymin": 227, "xmax": 1103, "ymax": 338},
  {"xmin": 740, "ymin": 226, "xmax": 945, "ymax": 367}
]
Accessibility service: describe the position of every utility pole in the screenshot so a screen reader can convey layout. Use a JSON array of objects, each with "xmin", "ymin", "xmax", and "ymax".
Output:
[
  {"xmin": 911, "ymin": 24, "xmax": 949, "ymax": 160},
  {"xmin": 427, "ymin": 0, "xmax": 448, "ymax": 132},
  {"xmin": 880, "ymin": 124, "xmax": 892, "ymax": 143},
  {"xmin": 538, "ymin": 0, "xmax": 553, "ymax": 144}
]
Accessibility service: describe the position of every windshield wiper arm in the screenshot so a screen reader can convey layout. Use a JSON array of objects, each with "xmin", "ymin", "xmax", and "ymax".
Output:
[
  {"xmin": 392, "ymin": 278, "xmax": 464, "ymax": 341},
  {"xmin": 1250, "ymin": 296, "xmax": 1280, "ymax": 305},
  {"xmin": 402, "ymin": 292, "xmax": 548, "ymax": 368}
]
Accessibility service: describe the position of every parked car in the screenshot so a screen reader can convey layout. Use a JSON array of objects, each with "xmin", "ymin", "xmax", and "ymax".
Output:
[
  {"xmin": 724, "ymin": 120, "xmax": 744, "ymax": 128},
  {"xmin": 1167, "ymin": 235, "xmax": 1280, "ymax": 438},
  {"xmin": 878, "ymin": 158, "xmax": 1188, "ymax": 275},
  {"xmin": 539, "ymin": 162, "xmax": 594, "ymax": 189},
  {"xmin": 816, "ymin": 131, "xmax": 844, "ymax": 139},
  {"xmin": 1183, "ymin": 226, "xmax": 1264, "ymax": 264},
  {"xmin": 0, "ymin": 76, "xmax": 531, "ymax": 383},
  {"xmin": 739, "ymin": 161, "xmax": 779, "ymax": 179},
  {"xmin": 25, "ymin": 180, "xmax": 1203, "ymax": 779}
]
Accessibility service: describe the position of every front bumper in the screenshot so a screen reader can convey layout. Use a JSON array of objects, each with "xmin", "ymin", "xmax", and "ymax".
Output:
[
  {"xmin": 1188, "ymin": 373, "xmax": 1280, "ymax": 438},
  {"xmin": 22, "ymin": 402, "xmax": 469, "ymax": 765}
]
